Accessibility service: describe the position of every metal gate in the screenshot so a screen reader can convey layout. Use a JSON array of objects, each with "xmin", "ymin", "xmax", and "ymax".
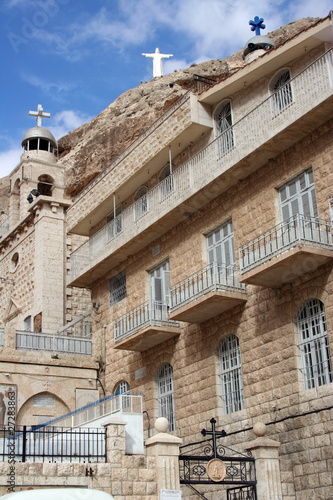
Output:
[{"xmin": 179, "ymin": 418, "xmax": 257, "ymax": 499}]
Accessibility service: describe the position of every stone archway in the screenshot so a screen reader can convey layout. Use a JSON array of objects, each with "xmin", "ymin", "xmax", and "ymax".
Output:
[{"xmin": 16, "ymin": 392, "xmax": 70, "ymax": 427}]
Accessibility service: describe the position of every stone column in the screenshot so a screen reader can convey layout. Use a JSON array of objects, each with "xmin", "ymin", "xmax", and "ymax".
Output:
[
  {"xmin": 103, "ymin": 416, "xmax": 127, "ymax": 465},
  {"xmin": 244, "ymin": 422, "xmax": 283, "ymax": 500},
  {"xmin": 145, "ymin": 417, "xmax": 183, "ymax": 494}
]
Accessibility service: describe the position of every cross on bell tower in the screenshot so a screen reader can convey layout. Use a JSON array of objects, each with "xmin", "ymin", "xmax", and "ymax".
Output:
[
  {"xmin": 249, "ymin": 16, "xmax": 266, "ymax": 36},
  {"xmin": 29, "ymin": 104, "xmax": 50, "ymax": 127}
]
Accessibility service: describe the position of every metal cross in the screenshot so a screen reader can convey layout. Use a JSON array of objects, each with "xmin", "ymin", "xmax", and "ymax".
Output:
[
  {"xmin": 29, "ymin": 104, "xmax": 50, "ymax": 127},
  {"xmin": 249, "ymin": 16, "xmax": 266, "ymax": 36},
  {"xmin": 201, "ymin": 418, "xmax": 227, "ymax": 458}
]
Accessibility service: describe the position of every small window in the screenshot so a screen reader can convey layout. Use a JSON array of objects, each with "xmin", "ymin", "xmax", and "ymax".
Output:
[
  {"xmin": 297, "ymin": 299, "xmax": 332, "ymax": 390},
  {"xmin": 219, "ymin": 335, "xmax": 245, "ymax": 414},
  {"xmin": 215, "ymin": 100, "xmax": 234, "ymax": 156},
  {"xmin": 24, "ymin": 316, "xmax": 32, "ymax": 332},
  {"xmin": 38, "ymin": 175, "xmax": 54, "ymax": 196},
  {"xmin": 134, "ymin": 186, "xmax": 148, "ymax": 220},
  {"xmin": 10, "ymin": 252, "xmax": 19, "ymax": 271},
  {"xmin": 109, "ymin": 270, "xmax": 126, "ymax": 306},
  {"xmin": 157, "ymin": 362, "xmax": 175, "ymax": 431},
  {"xmin": 270, "ymin": 69, "xmax": 293, "ymax": 114}
]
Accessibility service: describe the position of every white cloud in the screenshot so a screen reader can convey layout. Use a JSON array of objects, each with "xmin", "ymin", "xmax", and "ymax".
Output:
[
  {"xmin": 21, "ymin": 73, "xmax": 75, "ymax": 96},
  {"xmin": 0, "ymin": 147, "xmax": 22, "ymax": 179},
  {"xmin": 49, "ymin": 109, "xmax": 92, "ymax": 140}
]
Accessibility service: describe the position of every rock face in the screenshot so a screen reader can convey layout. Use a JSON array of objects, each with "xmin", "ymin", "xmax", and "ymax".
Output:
[{"xmin": 1, "ymin": 17, "xmax": 322, "ymax": 202}]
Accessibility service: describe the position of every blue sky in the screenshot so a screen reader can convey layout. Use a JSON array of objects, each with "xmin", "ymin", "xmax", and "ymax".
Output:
[{"xmin": 0, "ymin": 0, "xmax": 331, "ymax": 178}]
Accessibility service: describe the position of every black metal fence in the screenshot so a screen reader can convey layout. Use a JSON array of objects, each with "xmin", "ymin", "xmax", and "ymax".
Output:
[
  {"xmin": 193, "ymin": 74, "xmax": 218, "ymax": 94},
  {"xmin": 0, "ymin": 426, "xmax": 106, "ymax": 463}
]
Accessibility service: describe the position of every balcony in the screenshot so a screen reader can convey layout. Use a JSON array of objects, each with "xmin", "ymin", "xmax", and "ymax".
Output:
[
  {"xmin": 16, "ymin": 330, "xmax": 92, "ymax": 356},
  {"xmin": 169, "ymin": 263, "xmax": 247, "ymax": 323},
  {"xmin": 114, "ymin": 301, "xmax": 181, "ymax": 351},
  {"xmin": 70, "ymin": 49, "xmax": 333, "ymax": 287},
  {"xmin": 239, "ymin": 215, "xmax": 333, "ymax": 288}
]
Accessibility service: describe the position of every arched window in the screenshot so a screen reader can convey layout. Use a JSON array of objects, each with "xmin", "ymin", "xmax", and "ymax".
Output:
[
  {"xmin": 157, "ymin": 363, "xmax": 175, "ymax": 431},
  {"xmin": 215, "ymin": 100, "xmax": 234, "ymax": 157},
  {"xmin": 134, "ymin": 186, "xmax": 148, "ymax": 220},
  {"xmin": 219, "ymin": 335, "xmax": 244, "ymax": 414},
  {"xmin": 270, "ymin": 69, "xmax": 293, "ymax": 114},
  {"xmin": 38, "ymin": 175, "xmax": 54, "ymax": 196},
  {"xmin": 159, "ymin": 164, "xmax": 173, "ymax": 200},
  {"xmin": 114, "ymin": 381, "xmax": 130, "ymax": 410},
  {"xmin": 297, "ymin": 299, "xmax": 332, "ymax": 389}
]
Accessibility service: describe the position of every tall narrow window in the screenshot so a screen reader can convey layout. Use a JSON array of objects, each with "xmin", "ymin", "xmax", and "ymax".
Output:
[
  {"xmin": 207, "ymin": 220, "xmax": 235, "ymax": 267},
  {"xmin": 159, "ymin": 164, "xmax": 173, "ymax": 200},
  {"xmin": 297, "ymin": 299, "xmax": 332, "ymax": 390},
  {"xmin": 215, "ymin": 100, "xmax": 234, "ymax": 156},
  {"xmin": 270, "ymin": 69, "xmax": 293, "ymax": 114},
  {"xmin": 157, "ymin": 362, "xmax": 175, "ymax": 431},
  {"xmin": 279, "ymin": 168, "xmax": 318, "ymax": 222},
  {"xmin": 149, "ymin": 260, "xmax": 170, "ymax": 321},
  {"xmin": 219, "ymin": 335, "xmax": 245, "ymax": 414},
  {"xmin": 109, "ymin": 270, "xmax": 126, "ymax": 306},
  {"xmin": 134, "ymin": 186, "xmax": 148, "ymax": 220}
]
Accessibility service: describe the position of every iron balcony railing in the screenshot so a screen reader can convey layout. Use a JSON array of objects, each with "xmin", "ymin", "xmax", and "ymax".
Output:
[
  {"xmin": 239, "ymin": 214, "xmax": 333, "ymax": 273},
  {"xmin": 114, "ymin": 301, "xmax": 179, "ymax": 343},
  {"xmin": 70, "ymin": 48, "xmax": 333, "ymax": 283},
  {"xmin": 0, "ymin": 425, "xmax": 105, "ymax": 463},
  {"xmin": 170, "ymin": 263, "xmax": 245, "ymax": 311},
  {"xmin": 0, "ymin": 328, "xmax": 4, "ymax": 347},
  {"xmin": 16, "ymin": 331, "xmax": 92, "ymax": 355}
]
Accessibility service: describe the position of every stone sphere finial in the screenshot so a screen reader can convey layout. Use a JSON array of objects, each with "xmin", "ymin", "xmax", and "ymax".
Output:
[
  {"xmin": 155, "ymin": 417, "xmax": 169, "ymax": 433},
  {"xmin": 253, "ymin": 421, "xmax": 267, "ymax": 437}
]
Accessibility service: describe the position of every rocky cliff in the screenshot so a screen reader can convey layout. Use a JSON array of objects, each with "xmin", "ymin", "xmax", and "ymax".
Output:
[{"xmin": 2, "ymin": 17, "xmax": 321, "ymax": 203}]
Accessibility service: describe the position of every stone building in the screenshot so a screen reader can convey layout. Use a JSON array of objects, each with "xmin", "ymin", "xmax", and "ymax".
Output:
[
  {"xmin": 0, "ymin": 107, "xmax": 98, "ymax": 426},
  {"xmin": 66, "ymin": 15, "xmax": 333, "ymax": 499}
]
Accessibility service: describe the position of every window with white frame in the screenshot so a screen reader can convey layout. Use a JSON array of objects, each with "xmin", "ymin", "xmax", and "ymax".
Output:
[
  {"xmin": 24, "ymin": 316, "xmax": 32, "ymax": 332},
  {"xmin": 157, "ymin": 362, "xmax": 175, "ymax": 431},
  {"xmin": 107, "ymin": 204, "xmax": 122, "ymax": 239},
  {"xmin": 279, "ymin": 168, "xmax": 318, "ymax": 222},
  {"xmin": 114, "ymin": 380, "xmax": 130, "ymax": 410},
  {"xmin": 159, "ymin": 164, "xmax": 173, "ymax": 200},
  {"xmin": 297, "ymin": 299, "xmax": 332, "ymax": 390},
  {"xmin": 219, "ymin": 335, "xmax": 245, "ymax": 414},
  {"xmin": 215, "ymin": 100, "xmax": 234, "ymax": 156},
  {"xmin": 134, "ymin": 186, "xmax": 148, "ymax": 220},
  {"xmin": 149, "ymin": 260, "xmax": 170, "ymax": 321},
  {"xmin": 207, "ymin": 220, "xmax": 235, "ymax": 274},
  {"xmin": 270, "ymin": 68, "xmax": 293, "ymax": 114},
  {"xmin": 109, "ymin": 270, "xmax": 126, "ymax": 306}
]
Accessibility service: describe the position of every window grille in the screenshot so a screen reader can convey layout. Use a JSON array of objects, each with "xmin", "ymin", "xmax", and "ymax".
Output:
[
  {"xmin": 114, "ymin": 380, "xmax": 130, "ymax": 410},
  {"xmin": 109, "ymin": 270, "xmax": 126, "ymax": 306},
  {"xmin": 297, "ymin": 299, "xmax": 333, "ymax": 390},
  {"xmin": 157, "ymin": 362, "xmax": 175, "ymax": 431},
  {"xmin": 270, "ymin": 69, "xmax": 293, "ymax": 114},
  {"xmin": 219, "ymin": 335, "xmax": 245, "ymax": 414},
  {"xmin": 215, "ymin": 100, "xmax": 234, "ymax": 156},
  {"xmin": 279, "ymin": 168, "xmax": 318, "ymax": 222}
]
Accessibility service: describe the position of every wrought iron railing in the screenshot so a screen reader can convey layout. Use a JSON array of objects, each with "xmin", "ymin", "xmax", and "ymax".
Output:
[
  {"xmin": 170, "ymin": 263, "xmax": 245, "ymax": 311},
  {"xmin": 0, "ymin": 425, "xmax": 105, "ymax": 463},
  {"xmin": 70, "ymin": 49, "xmax": 333, "ymax": 283},
  {"xmin": 16, "ymin": 331, "xmax": 92, "ymax": 355},
  {"xmin": 114, "ymin": 301, "xmax": 179, "ymax": 343},
  {"xmin": 193, "ymin": 74, "xmax": 217, "ymax": 94},
  {"xmin": 239, "ymin": 214, "xmax": 333, "ymax": 273}
]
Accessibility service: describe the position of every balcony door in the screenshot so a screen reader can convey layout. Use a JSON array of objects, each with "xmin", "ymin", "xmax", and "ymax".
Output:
[
  {"xmin": 207, "ymin": 220, "xmax": 235, "ymax": 286},
  {"xmin": 150, "ymin": 260, "xmax": 170, "ymax": 321}
]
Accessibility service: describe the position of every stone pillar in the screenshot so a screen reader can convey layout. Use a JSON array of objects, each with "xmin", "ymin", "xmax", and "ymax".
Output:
[
  {"xmin": 103, "ymin": 416, "xmax": 127, "ymax": 465},
  {"xmin": 244, "ymin": 422, "xmax": 283, "ymax": 500},
  {"xmin": 145, "ymin": 417, "xmax": 182, "ymax": 495}
]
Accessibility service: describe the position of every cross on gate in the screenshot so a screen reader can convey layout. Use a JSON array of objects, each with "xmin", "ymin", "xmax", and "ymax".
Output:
[
  {"xmin": 201, "ymin": 418, "xmax": 227, "ymax": 458},
  {"xmin": 249, "ymin": 16, "xmax": 266, "ymax": 36},
  {"xmin": 29, "ymin": 104, "xmax": 50, "ymax": 127}
]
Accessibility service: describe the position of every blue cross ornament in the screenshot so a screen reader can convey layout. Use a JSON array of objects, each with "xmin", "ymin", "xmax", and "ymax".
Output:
[{"xmin": 249, "ymin": 16, "xmax": 266, "ymax": 36}]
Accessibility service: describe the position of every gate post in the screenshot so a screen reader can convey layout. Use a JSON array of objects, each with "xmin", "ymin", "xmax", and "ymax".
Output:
[
  {"xmin": 145, "ymin": 417, "xmax": 182, "ymax": 494},
  {"xmin": 244, "ymin": 422, "xmax": 283, "ymax": 500}
]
